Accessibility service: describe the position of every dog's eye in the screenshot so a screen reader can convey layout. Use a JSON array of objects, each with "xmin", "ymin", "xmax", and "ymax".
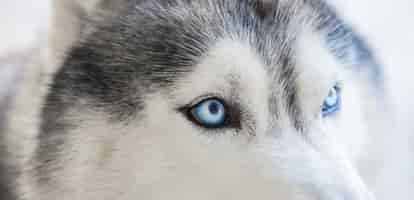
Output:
[
  {"xmin": 322, "ymin": 85, "xmax": 341, "ymax": 117},
  {"xmin": 188, "ymin": 98, "xmax": 227, "ymax": 128}
]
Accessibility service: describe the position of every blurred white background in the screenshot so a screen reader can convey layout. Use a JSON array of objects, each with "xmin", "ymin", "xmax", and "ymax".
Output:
[
  {"xmin": 0, "ymin": 0, "xmax": 413, "ymax": 199},
  {"xmin": 0, "ymin": 1, "xmax": 50, "ymax": 55}
]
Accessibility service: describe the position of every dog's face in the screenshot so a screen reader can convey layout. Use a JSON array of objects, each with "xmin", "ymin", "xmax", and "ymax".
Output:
[{"xmin": 32, "ymin": 0, "xmax": 387, "ymax": 199}]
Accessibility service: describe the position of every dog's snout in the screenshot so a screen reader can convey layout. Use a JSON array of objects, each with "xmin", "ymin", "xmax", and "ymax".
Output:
[
  {"xmin": 302, "ymin": 157, "xmax": 376, "ymax": 200},
  {"xmin": 267, "ymin": 129, "xmax": 375, "ymax": 200}
]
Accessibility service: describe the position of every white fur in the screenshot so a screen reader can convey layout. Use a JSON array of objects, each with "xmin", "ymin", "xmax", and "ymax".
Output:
[{"xmin": 19, "ymin": 36, "xmax": 384, "ymax": 200}]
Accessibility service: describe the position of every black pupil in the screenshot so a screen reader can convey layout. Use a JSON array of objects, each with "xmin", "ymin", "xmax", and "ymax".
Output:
[{"xmin": 208, "ymin": 102, "xmax": 220, "ymax": 115}]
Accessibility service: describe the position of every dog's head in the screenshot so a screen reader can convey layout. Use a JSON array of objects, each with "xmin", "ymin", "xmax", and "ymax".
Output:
[{"xmin": 34, "ymin": 0, "xmax": 388, "ymax": 199}]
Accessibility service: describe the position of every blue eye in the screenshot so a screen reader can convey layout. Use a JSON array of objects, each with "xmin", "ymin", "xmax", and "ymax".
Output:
[
  {"xmin": 190, "ymin": 98, "xmax": 227, "ymax": 128},
  {"xmin": 322, "ymin": 85, "xmax": 341, "ymax": 117}
]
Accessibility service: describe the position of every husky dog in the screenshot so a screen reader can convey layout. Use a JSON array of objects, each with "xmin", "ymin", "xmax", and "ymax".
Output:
[{"xmin": 1, "ymin": 0, "xmax": 390, "ymax": 199}]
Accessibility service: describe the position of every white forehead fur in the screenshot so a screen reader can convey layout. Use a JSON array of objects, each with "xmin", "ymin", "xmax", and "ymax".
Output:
[
  {"xmin": 172, "ymin": 38, "xmax": 270, "ymax": 136},
  {"xmin": 295, "ymin": 30, "xmax": 341, "ymax": 115}
]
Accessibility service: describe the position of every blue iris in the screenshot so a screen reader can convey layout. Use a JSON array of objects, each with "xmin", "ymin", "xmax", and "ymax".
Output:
[
  {"xmin": 191, "ymin": 98, "xmax": 226, "ymax": 127},
  {"xmin": 322, "ymin": 85, "xmax": 341, "ymax": 117}
]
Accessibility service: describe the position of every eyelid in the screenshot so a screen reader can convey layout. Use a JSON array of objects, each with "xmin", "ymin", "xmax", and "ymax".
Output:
[
  {"xmin": 178, "ymin": 93, "xmax": 226, "ymax": 110},
  {"xmin": 334, "ymin": 80, "xmax": 343, "ymax": 90}
]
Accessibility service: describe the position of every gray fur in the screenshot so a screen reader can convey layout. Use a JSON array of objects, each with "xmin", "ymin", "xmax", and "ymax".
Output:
[{"xmin": 2, "ymin": 0, "xmax": 383, "ymax": 199}]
